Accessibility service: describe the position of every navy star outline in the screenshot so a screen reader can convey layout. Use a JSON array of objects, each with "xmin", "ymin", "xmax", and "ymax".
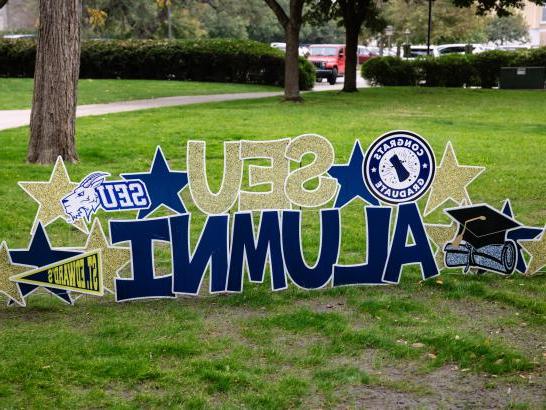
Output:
[
  {"xmin": 121, "ymin": 146, "xmax": 188, "ymax": 219},
  {"xmin": 501, "ymin": 199, "xmax": 543, "ymax": 274},
  {"xmin": 8, "ymin": 223, "xmax": 81, "ymax": 305},
  {"xmin": 328, "ymin": 140, "xmax": 380, "ymax": 208}
]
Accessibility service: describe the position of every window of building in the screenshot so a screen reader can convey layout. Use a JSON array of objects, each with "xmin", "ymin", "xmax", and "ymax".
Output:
[{"xmin": 542, "ymin": 6, "xmax": 546, "ymax": 22}]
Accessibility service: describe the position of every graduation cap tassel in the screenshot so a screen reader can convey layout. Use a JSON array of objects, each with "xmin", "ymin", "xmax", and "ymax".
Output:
[{"xmin": 452, "ymin": 216, "xmax": 486, "ymax": 248}]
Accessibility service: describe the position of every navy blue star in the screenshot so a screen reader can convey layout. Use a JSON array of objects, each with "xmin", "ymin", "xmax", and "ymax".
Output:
[
  {"xmin": 9, "ymin": 223, "xmax": 81, "ymax": 305},
  {"xmin": 328, "ymin": 140, "xmax": 379, "ymax": 208},
  {"xmin": 502, "ymin": 200, "xmax": 543, "ymax": 273},
  {"xmin": 122, "ymin": 146, "xmax": 188, "ymax": 219}
]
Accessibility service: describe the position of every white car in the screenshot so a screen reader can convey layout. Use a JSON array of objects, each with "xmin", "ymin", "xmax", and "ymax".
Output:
[
  {"xmin": 436, "ymin": 44, "xmax": 485, "ymax": 55},
  {"xmin": 2, "ymin": 34, "xmax": 35, "ymax": 39},
  {"xmin": 270, "ymin": 42, "xmax": 309, "ymax": 57},
  {"xmin": 405, "ymin": 45, "xmax": 439, "ymax": 59}
]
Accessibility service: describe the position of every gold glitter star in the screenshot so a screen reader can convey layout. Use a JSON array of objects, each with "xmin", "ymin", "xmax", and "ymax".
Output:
[
  {"xmin": 19, "ymin": 157, "xmax": 88, "ymax": 234},
  {"xmin": 425, "ymin": 222, "xmax": 458, "ymax": 270},
  {"xmin": 521, "ymin": 227, "xmax": 546, "ymax": 275},
  {"xmin": 424, "ymin": 142, "xmax": 485, "ymax": 216},
  {"xmin": 82, "ymin": 219, "xmax": 130, "ymax": 294},
  {"xmin": 0, "ymin": 241, "xmax": 31, "ymax": 307}
]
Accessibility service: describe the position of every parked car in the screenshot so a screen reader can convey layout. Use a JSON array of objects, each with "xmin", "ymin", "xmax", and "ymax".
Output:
[
  {"xmin": 495, "ymin": 44, "xmax": 531, "ymax": 51},
  {"xmin": 270, "ymin": 42, "xmax": 309, "ymax": 57},
  {"xmin": 436, "ymin": 44, "xmax": 485, "ymax": 55},
  {"xmin": 307, "ymin": 44, "xmax": 345, "ymax": 85},
  {"xmin": 357, "ymin": 46, "xmax": 378, "ymax": 64},
  {"xmin": 2, "ymin": 34, "xmax": 35, "ymax": 39},
  {"xmin": 406, "ymin": 45, "xmax": 439, "ymax": 59}
]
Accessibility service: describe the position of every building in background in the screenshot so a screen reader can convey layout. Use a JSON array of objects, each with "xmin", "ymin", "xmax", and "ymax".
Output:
[
  {"xmin": 524, "ymin": 1, "xmax": 546, "ymax": 46},
  {"xmin": 0, "ymin": 0, "xmax": 38, "ymax": 33}
]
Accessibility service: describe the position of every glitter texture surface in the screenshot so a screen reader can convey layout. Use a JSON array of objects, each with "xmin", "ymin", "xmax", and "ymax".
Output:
[
  {"xmin": 0, "ymin": 242, "xmax": 30, "ymax": 306},
  {"xmin": 424, "ymin": 142, "xmax": 484, "ymax": 216},
  {"xmin": 18, "ymin": 157, "xmax": 88, "ymax": 233},
  {"xmin": 187, "ymin": 141, "xmax": 243, "ymax": 214},
  {"xmin": 285, "ymin": 134, "xmax": 337, "ymax": 208}
]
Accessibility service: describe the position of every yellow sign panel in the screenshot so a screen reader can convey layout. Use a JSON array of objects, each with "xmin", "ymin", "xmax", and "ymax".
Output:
[{"xmin": 11, "ymin": 250, "xmax": 103, "ymax": 296}]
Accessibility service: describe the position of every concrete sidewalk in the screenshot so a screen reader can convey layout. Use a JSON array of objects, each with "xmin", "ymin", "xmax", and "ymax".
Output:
[
  {"xmin": 0, "ymin": 91, "xmax": 282, "ymax": 132},
  {"xmin": 0, "ymin": 75, "xmax": 367, "ymax": 132}
]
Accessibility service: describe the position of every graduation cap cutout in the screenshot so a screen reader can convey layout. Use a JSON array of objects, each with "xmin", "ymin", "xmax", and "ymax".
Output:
[{"xmin": 443, "ymin": 204, "xmax": 520, "ymax": 275}]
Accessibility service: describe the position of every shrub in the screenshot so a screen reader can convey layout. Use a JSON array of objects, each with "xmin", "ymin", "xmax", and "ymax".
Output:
[
  {"xmin": 361, "ymin": 56, "xmax": 418, "ymax": 86},
  {"xmin": 472, "ymin": 50, "xmax": 518, "ymax": 88},
  {"xmin": 360, "ymin": 47, "xmax": 546, "ymax": 88},
  {"xmin": 0, "ymin": 38, "xmax": 315, "ymax": 90},
  {"xmin": 418, "ymin": 54, "xmax": 478, "ymax": 87}
]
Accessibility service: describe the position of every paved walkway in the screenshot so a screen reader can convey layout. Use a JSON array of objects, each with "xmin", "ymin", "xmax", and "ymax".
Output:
[
  {"xmin": 0, "ymin": 76, "xmax": 367, "ymax": 131},
  {"xmin": 0, "ymin": 92, "xmax": 282, "ymax": 132}
]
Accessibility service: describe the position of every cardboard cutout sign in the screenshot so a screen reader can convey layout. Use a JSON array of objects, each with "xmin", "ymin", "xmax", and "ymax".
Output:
[{"xmin": 1, "ymin": 131, "xmax": 544, "ymax": 306}]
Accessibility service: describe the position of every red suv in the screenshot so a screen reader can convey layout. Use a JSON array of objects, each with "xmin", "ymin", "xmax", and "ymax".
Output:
[{"xmin": 307, "ymin": 44, "xmax": 345, "ymax": 85}]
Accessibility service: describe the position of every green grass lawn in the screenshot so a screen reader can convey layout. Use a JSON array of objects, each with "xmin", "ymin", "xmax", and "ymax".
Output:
[
  {"xmin": 0, "ymin": 78, "xmax": 281, "ymax": 110},
  {"xmin": 0, "ymin": 87, "xmax": 545, "ymax": 408}
]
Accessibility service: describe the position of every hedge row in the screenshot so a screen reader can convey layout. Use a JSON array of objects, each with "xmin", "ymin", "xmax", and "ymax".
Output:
[
  {"xmin": 361, "ymin": 48, "xmax": 546, "ymax": 88},
  {"xmin": 0, "ymin": 38, "xmax": 315, "ymax": 90}
]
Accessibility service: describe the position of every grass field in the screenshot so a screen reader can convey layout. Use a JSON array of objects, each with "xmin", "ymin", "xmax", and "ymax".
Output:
[
  {"xmin": 0, "ymin": 87, "xmax": 545, "ymax": 408},
  {"xmin": 0, "ymin": 78, "xmax": 280, "ymax": 110}
]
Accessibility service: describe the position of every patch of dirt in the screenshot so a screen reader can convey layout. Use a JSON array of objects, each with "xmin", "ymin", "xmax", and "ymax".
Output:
[
  {"xmin": 443, "ymin": 298, "xmax": 546, "ymax": 359},
  {"xmin": 302, "ymin": 346, "xmax": 546, "ymax": 409}
]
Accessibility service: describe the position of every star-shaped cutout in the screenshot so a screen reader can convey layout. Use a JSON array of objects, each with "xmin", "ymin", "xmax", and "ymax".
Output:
[
  {"xmin": 0, "ymin": 242, "xmax": 32, "ymax": 306},
  {"xmin": 501, "ymin": 200, "xmax": 543, "ymax": 274},
  {"xmin": 122, "ymin": 147, "xmax": 188, "ymax": 219},
  {"xmin": 424, "ymin": 142, "xmax": 484, "ymax": 216},
  {"xmin": 19, "ymin": 156, "xmax": 88, "ymax": 234},
  {"xmin": 9, "ymin": 223, "xmax": 81, "ymax": 305},
  {"xmin": 425, "ymin": 222, "xmax": 458, "ymax": 270},
  {"xmin": 81, "ymin": 219, "xmax": 130, "ymax": 294},
  {"xmin": 328, "ymin": 141, "xmax": 380, "ymax": 208},
  {"xmin": 520, "ymin": 226, "xmax": 546, "ymax": 276}
]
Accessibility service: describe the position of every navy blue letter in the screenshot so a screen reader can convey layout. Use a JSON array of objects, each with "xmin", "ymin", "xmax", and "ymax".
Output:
[
  {"xmin": 227, "ymin": 211, "xmax": 286, "ymax": 292},
  {"xmin": 334, "ymin": 206, "xmax": 391, "ymax": 286},
  {"xmin": 110, "ymin": 218, "xmax": 174, "ymax": 302},
  {"xmin": 170, "ymin": 214, "xmax": 229, "ymax": 295},
  {"xmin": 282, "ymin": 210, "xmax": 340, "ymax": 289},
  {"xmin": 383, "ymin": 203, "xmax": 438, "ymax": 283}
]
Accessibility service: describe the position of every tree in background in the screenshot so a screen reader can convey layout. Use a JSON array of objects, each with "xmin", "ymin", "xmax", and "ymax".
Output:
[
  {"xmin": 263, "ymin": 0, "xmax": 305, "ymax": 101},
  {"xmin": 27, "ymin": 0, "xmax": 81, "ymax": 163},
  {"xmin": 485, "ymin": 13, "xmax": 529, "ymax": 45},
  {"xmin": 384, "ymin": 0, "xmax": 487, "ymax": 44},
  {"xmin": 309, "ymin": 0, "xmax": 385, "ymax": 92}
]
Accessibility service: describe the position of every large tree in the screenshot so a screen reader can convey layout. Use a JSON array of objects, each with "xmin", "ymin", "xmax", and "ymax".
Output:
[
  {"xmin": 384, "ymin": 0, "xmax": 487, "ymax": 44},
  {"xmin": 485, "ymin": 13, "xmax": 529, "ymax": 45},
  {"xmin": 263, "ymin": 0, "xmax": 305, "ymax": 101},
  {"xmin": 311, "ymin": 0, "xmax": 385, "ymax": 92},
  {"xmin": 28, "ymin": 0, "xmax": 81, "ymax": 164}
]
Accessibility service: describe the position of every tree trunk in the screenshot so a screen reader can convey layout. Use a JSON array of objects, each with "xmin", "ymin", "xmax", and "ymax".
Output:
[
  {"xmin": 28, "ymin": 0, "xmax": 81, "ymax": 164},
  {"xmin": 343, "ymin": 20, "xmax": 360, "ymax": 92},
  {"xmin": 284, "ymin": 21, "xmax": 302, "ymax": 101}
]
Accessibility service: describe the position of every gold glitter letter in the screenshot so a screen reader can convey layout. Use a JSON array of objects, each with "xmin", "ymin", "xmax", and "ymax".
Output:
[
  {"xmin": 239, "ymin": 139, "xmax": 291, "ymax": 211},
  {"xmin": 187, "ymin": 141, "xmax": 243, "ymax": 214},
  {"xmin": 285, "ymin": 134, "xmax": 337, "ymax": 208}
]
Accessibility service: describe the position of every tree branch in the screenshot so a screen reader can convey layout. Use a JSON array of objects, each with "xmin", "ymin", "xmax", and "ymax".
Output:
[
  {"xmin": 264, "ymin": 0, "xmax": 290, "ymax": 28},
  {"xmin": 0, "ymin": 0, "xmax": 8, "ymax": 9}
]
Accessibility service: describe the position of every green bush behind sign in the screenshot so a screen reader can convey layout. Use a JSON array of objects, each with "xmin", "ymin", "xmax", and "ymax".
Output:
[
  {"xmin": 362, "ymin": 48, "xmax": 546, "ymax": 88},
  {"xmin": 0, "ymin": 38, "xmax": 315, "ymax": 90}
]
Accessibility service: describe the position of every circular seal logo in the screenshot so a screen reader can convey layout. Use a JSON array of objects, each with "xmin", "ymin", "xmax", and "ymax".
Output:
[{"xmin": 364, "ymin": 131, "xmax": 435, "ymax": 204}]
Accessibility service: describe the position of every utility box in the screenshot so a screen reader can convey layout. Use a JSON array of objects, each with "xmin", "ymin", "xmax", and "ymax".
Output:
[{"xmin": 499, "ymin": 66, "xmax": 545, "ymax": 89}]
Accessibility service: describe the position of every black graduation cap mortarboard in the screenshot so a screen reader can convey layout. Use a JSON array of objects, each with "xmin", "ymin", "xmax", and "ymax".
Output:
[{"xmin": 445, "ymin": 204, "xmax": 520, "ymax": 249}]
